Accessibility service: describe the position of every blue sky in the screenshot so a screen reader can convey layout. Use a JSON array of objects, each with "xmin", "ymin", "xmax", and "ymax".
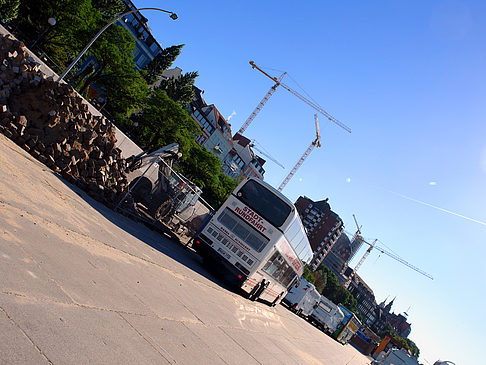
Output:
[{"xmin": 134, "ymin": 1, "xmax": 486, "ymax": 363}]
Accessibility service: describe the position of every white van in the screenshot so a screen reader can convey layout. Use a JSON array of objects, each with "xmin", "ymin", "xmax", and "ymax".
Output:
[
  {"xmin": 283, "ymin": 277, "xmax": 321, "ymax": 317},
  {"xmin": 309, "ymin": 295, "xmax": 344, "ymax": 334}
]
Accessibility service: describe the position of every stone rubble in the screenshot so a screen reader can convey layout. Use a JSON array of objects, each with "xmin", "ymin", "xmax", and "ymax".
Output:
[{"xmin": 0, "ymin": 33, "xmax": 129, "ymax": 204}]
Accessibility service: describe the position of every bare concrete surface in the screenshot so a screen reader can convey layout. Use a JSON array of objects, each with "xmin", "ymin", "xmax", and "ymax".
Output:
[{"xmin": 0, "ymin": 132, "xmax": 371, "ymax": 364}]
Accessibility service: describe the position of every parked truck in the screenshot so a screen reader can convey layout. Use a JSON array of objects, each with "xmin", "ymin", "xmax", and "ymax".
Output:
[
  {"xmin": 308, "ymin": 295, "xmax": 345, "ymax": 334},
  {"xmin": 283, "ymin": 277, "xmax": 321, "ymax": 317}
]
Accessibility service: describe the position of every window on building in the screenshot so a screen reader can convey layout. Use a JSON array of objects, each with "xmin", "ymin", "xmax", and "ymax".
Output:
[
  {"xmin": 136, "ymin": 54, "xmax": 146, "ymax": 67},
  {"xmin": 150, "ymin": 41, "xmax": 159, "ymax": 52}
]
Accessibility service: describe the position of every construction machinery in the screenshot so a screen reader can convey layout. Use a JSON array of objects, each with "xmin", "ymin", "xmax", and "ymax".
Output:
[
  {"xmin": 346, "ymin": 236, "xmax": 434, "ymax": 281},
  {"xmin": 247, "ymin": 61, "xmax": 351, "ymax": 134},
  {"xmin": 278, "ymin": 114, "xmax": 321, "ymax": 191},
  {"xmin": 237, "ymin": 72, "xmax": 286, "ymax": 135}
]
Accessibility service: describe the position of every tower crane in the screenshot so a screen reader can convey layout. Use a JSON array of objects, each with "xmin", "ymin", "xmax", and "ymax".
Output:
[
  {"xmin": 237, "ymin": 72, "xmax": 286, "ymax": 135},
  {"xmin": 278, "ymin": 114, "xmax": 321, "ymax": 191},
  {"xmin": 349, "ymin": 237, "xmax": 434, "ymax": 281},
  {"xmin": 248, "ymin": 61, "xmax": 352, "ymax": 134},
  {"xmin": 352, "ymin": 214, "xmax": 363, "ymax": 244},
  {"xmin": 249, "ymin": 140, "xmax": 285, "ymax": 169},
  {"xmin": 353, "ymin": 239, "xmax": 378, "ymax": 273}
]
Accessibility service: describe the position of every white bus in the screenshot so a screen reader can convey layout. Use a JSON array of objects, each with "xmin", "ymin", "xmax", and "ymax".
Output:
[{"xmin": 193, "ymin": 177, "xmax": 313, "ymax": 306}]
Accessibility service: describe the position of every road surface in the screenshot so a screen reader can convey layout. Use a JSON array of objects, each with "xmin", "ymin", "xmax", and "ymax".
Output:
[{"xmin": 0, "ymin": 133, "xmax": 370, "ymax": 364}]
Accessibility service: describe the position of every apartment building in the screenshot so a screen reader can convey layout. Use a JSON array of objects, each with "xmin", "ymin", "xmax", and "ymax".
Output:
[{"xmin": 294, "ymin": 196, "xmax": 344, "ymax": 271}]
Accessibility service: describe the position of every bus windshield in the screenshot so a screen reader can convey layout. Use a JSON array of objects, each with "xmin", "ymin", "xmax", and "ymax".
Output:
[{"xmin": 235, "ymin": 180, "xmax": 291, "ymax": 228}]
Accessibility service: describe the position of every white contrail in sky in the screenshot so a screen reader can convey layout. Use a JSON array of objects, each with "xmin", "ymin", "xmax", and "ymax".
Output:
[{"xmin": 386, "ymin": 189, "xmax": 486, "ymax": 227}]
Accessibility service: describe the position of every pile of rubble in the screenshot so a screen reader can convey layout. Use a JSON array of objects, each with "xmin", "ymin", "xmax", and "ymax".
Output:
[{"xmin": 0, "ymin": 33, "xmax": 129, "ymax": 204}]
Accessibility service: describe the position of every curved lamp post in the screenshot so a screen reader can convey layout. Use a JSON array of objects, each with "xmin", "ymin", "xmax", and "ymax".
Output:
[
  {"xmin": 56, "ymin": 8, "xmax": 177, "ymax": 82},
  {"xmin": 31, "ymin": 17, "xmax": 57, "ymax": 48}
]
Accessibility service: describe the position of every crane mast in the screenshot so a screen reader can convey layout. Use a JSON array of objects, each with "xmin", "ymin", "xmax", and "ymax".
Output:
[
  {"xmin": 278, "ymin": 114, "xmax": 321, "ymax": 191},
  {"xmin": 237, "ymin": 72, "xmax": 286, "ymax": 135},
  {"xmin": 353, "ymin": 239, "xmax": 377, "ymax": 273}
]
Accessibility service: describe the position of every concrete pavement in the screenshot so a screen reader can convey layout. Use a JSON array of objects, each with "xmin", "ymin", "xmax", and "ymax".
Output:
[{"xmin": 0, "ymin": 133, "xmax": 370, "ymax": 364}]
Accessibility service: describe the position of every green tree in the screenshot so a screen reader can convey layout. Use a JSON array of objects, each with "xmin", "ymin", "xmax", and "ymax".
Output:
[
  {"xmin": 92, "ymin": 0, "xmax": 125, "ymax": 18},
  {"xmin": 302, "ymin": 266, "xmax": 316, "ymax": 285},
  {"xmin": 315, "ymin": 265, "xmax": 358, "ymax": 312},
  {"xmin": 76, "ymin": 21, "xmax": 148, "ymax": 114},
  {"xmin": 15, "ymin": 0, "xmax": 94, "ymax": 55},
  {"xmin": 131, "ymin": 88, "xmax": 200, "ymax": 157},
  {"xmin": 156, "ymin": 71, "xmax": 198, "ymax": 107},
  {"xmin": 15, "ymin": 0, "xmax": 146, "ymax": 115},
  {"xmin": 0, "ymin": 0, "xmax": 20, "ymax": 22},
  {"xmin": 142, "ymin": 44, "xmax": 184, "ymax": 85},
  {"xmin": 179, "ymin": 145, "xmax": 220, "ymax": 189},
  {"xmin": 312, "ymin": 269, "xmax": 327, "ymax": 293},
  {"xmin": 393, "ymin": 336, "xmax": 420, "ymax": 359}
]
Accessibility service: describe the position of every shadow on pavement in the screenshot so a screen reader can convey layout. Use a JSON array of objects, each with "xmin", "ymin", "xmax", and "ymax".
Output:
[{"xmin": 48, "ymin": 171, "xmax": 237, "ymax": 294}]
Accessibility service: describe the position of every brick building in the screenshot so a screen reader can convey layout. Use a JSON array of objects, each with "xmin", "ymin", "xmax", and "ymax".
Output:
[
  {"xmin": 294, "ymin": 196, "xmax": 344, "ymax": 271},
  {"xmin": 347, "ymin": 273, "xmax": 378, "ymax": 326}
]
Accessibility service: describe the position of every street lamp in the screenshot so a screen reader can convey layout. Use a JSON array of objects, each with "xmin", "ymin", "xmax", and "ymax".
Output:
[
  {"xmin": 30, "ymin": 17, "xmax": 56, "ymax": 49},
  {"xmin": 56, "ymin": 8, "xmax": 177, "ymax": 82}
]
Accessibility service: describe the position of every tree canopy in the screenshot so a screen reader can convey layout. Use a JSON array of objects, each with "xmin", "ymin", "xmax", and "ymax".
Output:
[
  {"xmin": 92, "ymin": 0, "xmax": 125, "ymax": 18},
  {"xmin": 0, "ymin": 0, "xmax": 20, "ymax": 22},
  {"xmin": 311, "ymin": 265, "xmax": 357, "ymax": 312},
  {"xmin": 142, "ymin": 44, "xmax": 184, "ymax": 85},
  {"xmin": 130, "ymin": 88, "xmax": 199, "ymax": 157},
  {"xmin": 14, "ymin": 0, "xmax": 147, "ymax": 114},
  {"xmin": 156, "ymin": 71, "xmax": 198, "ymax": 108},
  {"xmin": 11, "ymin": 0, "xmax": 233, "ymax": 208}
]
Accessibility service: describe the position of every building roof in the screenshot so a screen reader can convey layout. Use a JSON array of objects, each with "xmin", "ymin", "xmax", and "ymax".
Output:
[
  {"xmin": 192, "ymin": 86, "xmax": 207, "ymax": 109},
  {"xmin": 209, "ymin": 104, "xmax": 233, "ymax": 140},
  {"xmin": 233, "ymin": 133, "xmax": 251, "ymax": 148},
  {"xmin": 233, "ymin": 133, "xmax": 266, "ymax": 167}
]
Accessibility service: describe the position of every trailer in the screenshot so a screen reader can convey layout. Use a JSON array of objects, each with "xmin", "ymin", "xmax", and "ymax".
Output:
[
  {"xmin": 117, "ymin": 143, "xmax": 213, "ymax": 239},
  {"xmin": 283, "ymin": 277, "xmax": 321, "ymax": 317},
  {"xmin": 308, "ymin": 295, "xmax": 345, "ymax": 334}
]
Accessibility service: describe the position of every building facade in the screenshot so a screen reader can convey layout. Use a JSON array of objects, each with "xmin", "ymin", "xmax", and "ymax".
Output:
[
  {"xmin": 294, "ymin": 196, "xmax": 344, "ymax": 271},
  {"xmin": 187, "ymin": 87, "xmax": 265, "ymax": 181},
  {"xmin": 188, "ymin": 87, "xmax": 233, "ymax": 162},
  {"xmin": 374, "ymin": 298, "xmax": 412, "ymax": 338},
  {"xmin": 322, "ymin": 233, "xmax": 364, "ymax": 283},
  {"xmin": 118, "ymin": 0, "xmax": 164, "ymax": 70},
  {"xmin": 347, "ymin": 273, "xmax": 378, "ymax": 326},
  {"xmin": 227, "ymin": 133, "xmax": 265, "ymax": 180}
]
